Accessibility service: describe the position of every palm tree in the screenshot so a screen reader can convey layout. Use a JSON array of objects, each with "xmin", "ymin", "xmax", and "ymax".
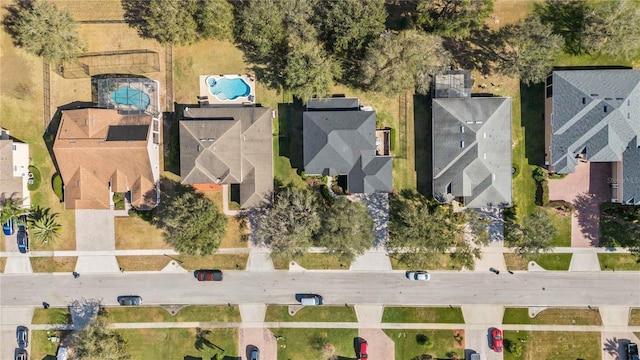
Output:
[
  {"xmin": 28, "ymin": 206, "xmax": 61, "ymax": 244},
  {"xmin": 0, "ymin": 196, "xmax": 26, "ymax": 224}
]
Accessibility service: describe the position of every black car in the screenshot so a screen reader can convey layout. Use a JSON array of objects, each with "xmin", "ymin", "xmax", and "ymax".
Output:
[
  {"xmin": 628, "ymin": 343, "xmax": 639, "ymax": 360},
  {"xmin": 117, "ymin": 295, "xmax": 142, "ymax": 306},
  {"xmin": 17, "ymin": 225, "xmax": 29, "ymax": 253},
  {"xmin": 194, "ymin": 269, "xmax": 223, "ymax": 281},
  {"xmin": 15, "ymin": 348, "xmax": 28, "ymax": 360},
  {"xmin": 16, "ymin": 326, "xmax": 28, "ymax": 348}
]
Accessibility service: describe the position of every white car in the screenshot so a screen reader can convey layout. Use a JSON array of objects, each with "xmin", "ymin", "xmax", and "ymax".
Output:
[{"xmin": 406, "ymin": 271, "xmax": 430, "ymax": 281}]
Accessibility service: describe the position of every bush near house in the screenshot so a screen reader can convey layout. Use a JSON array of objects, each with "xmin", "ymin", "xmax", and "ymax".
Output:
[
  {"xmin": 52, "ymin": 173, "xmax": 63, "ymax": 202},
  {"xmin": 27, "ymin": 165, "xmax": 41, "ymax": 191}
]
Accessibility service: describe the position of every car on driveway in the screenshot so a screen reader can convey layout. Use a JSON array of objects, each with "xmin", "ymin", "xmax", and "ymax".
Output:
[
  {"xmin": 250, "ymin": 348, "xmax": 259, "ymax": 360},
  {"xmin": 16, "ymin": 326, "xmax": 28, "ymax": 348},
  {"xmin": 117, "ymin": 295, "xmax": 142, "ymax": 306},
  {"xmin": 17, "ymin": 225, "xmax": 29, "ymax": 253},
  {"xmin": 15, "ymin": 348, "xmax": 27, "ymax": 360},
  {"xmin": 628, "ymin": 342, "xmax": 639, "ymax": 360},
  {"xmin": 3, "ymin": 217, "xmax": 14, "ymax": 235},
  {"xmin": 194, "ymin": 269, "xmax": 223, "ymax": 281},
  {"xmin": 491, "ymin": 328, "xmax": 503, "ymax": 352},
  {"xmin": 406, "ymin": 271, "xmax": 430, "ymax": 281},
  {"xmin": 357, "ymin": 339, "xmax": 368, "ymax": 359}
]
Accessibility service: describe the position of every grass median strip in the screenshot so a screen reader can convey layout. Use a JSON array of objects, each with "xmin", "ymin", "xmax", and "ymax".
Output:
[
  {"xmin": 503, "ymin": 308, "xmax": 602, "ymax": 325},
  {"xmin": 503, "ymin": 330, "xmax": 600, "ymax": 360},
  {"xmin": 598, "ymin": 253, "xmax": 640, "ymax": 271},
  {"xmin": 382, "ymin": 306, "xmax": 464, "ymax": 323},
  {"xmin": 105, "ymin": 305, "xmax": 240, "ymax": 323},
  {"xmin": 30, "ymin": 257, "xmax": 77, "ymax": 272},
  {"xmin": 504, "ymin": 253, "xmax": 572, "ymax": 271},
  {"xmin": 390, "ymin": 254, "xmax": 462, "ymax": 270},
  {"xmin": 384, "ymin": 329, "xmax": 464, "ymax": 360},
  {"xmin": 116, "ymin": 254, "xmax": 248, "ymax": 271},
  {"xmin": 265, "ymin": 306, "xmax": 357, "ymax": 322},
  {"xmin": 272, "ymin": 253, "xmax": 351, "ymax": 270},
  {"xmin": 271, "ymin": 328, "xmax": 358, "ymax": 360}
]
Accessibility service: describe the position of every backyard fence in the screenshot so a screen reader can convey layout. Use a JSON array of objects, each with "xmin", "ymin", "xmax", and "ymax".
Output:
[{"xmin": 56, "ymin": 49, "xmax": 160, "ymax": 79}]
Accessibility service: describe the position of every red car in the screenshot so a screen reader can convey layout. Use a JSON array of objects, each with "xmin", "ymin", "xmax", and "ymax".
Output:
[
  {"xmin": 358, "ymin": 339, "xmax": 368, "ymax": 359},
  {"xmin": 491, "ymin": 328, "xmax": 503, "ymax": 352},
  {"xmin": 194, "ymin": 269, "xmax": 223, "ymax": 281}
]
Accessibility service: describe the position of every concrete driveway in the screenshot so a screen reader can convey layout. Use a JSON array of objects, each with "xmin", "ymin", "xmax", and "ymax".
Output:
[
  {"xmin": 0, "ymin": 307, "xmax": 34, "ymax": 360},
  {"xmin": 548, "ymin": 162, "xmax": 610, "ymax": 247},
  {"xmin": 75, "ymin": 210, "xmax": 119, "ymax": 273},
  {"xmin": 3, "ymin": 232, "xmax": 32, "ymax": 274}
]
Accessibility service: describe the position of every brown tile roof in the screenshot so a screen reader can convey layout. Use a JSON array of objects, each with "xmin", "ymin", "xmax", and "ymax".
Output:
[{"xmin": 53, "ymin": 108, "xmax": 157, "ymax": 210}]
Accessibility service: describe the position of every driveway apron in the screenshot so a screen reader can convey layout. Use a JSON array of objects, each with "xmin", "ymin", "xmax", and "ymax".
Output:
[{"xmin": 74, "ymin": 210, "xmax": 119, "ymax": 273}]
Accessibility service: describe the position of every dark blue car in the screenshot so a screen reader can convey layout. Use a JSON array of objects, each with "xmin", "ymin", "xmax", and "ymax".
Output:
[
  {"xmin": 3, "ymin": 217, "xmax": 14, "ymax": 235},
  {"xmin": 17, "ymin": 224, "xmax": 28, "ymax": 253}
]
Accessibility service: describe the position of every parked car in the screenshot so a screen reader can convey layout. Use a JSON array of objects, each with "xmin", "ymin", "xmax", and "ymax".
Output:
[
  {"xmin": 298, "ymin": 294, "xmax": 323, "ymax": 306},
  {"xmin": 15, "ymin": 348, "xmax": 28, "ymax": 360},
  {"xmin": 469, "ymin": 352, "xmax": 481, "ymax": 360},
  {"xmin": 250, "ymin": 348, "xmax": 259, "ymax": 360},
  {"xmin": 491, "ymin": 328, "xmax": 503, "ymax": 352},
  {"xmin": 406, "ymin": 271, "xmax": 430, "ymax": 281},
  {"xmin": 16, "ymin": 326, "xmax": 28, "ymax": 348},
  {"xmin": 3, "ymin": 217, "xmax": 14, "ymax": 235},
  {"xmin": 117, "ymin": 295, "xmax": 142, "ymax": 306},
  {"xmin": 628, "ymin": 343, "xmax": 639, "ymax": 360},
  {"xmin": 194, "ymin": 269, "xmax": 223, "ymax": 281},
  {"xmin": 17, "ymin": 225, "xmax": 29, "ymax": 253},
  {"xmin": 357, "ymin": 339, "xmax": 368, "ymax": 359}
]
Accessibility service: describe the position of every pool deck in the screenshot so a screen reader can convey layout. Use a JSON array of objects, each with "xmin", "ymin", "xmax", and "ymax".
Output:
[{"xmin": 198, "ymin": 74, "xmax": 256, "ymax": 106}]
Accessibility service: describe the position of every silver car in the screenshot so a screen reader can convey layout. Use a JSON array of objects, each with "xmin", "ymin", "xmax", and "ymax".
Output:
[{"xmin": 406, "ymin": 271, "xmax": 430, "ymax": 281}]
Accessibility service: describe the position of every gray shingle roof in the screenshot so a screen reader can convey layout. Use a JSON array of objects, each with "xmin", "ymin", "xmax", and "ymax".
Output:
[
  {"xmin": 432, "ymin": 97, "xmax": 512, "ymax": 208},
  {"xmin": 179, "ymin": 106, "xmax": 273, "ymax": 208},
  {"xmin": 303, "ymin": 98, "xmax": 392, "ymax": 193},
  {"xmin": 550, "ymin": 69, "xmax": 640, "ymax": 204}
]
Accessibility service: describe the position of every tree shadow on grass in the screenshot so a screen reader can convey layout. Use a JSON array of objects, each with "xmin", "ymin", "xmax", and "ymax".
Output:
[
  {"xmin": 1, "ymin": 0, "xmax": 33, "ymax": 44},
  {"xmin": 533, "ymin": 0, "xmax": 589, "ymax": 55},
  {"xmin": 442, "ymin": 26, "xmax": 499, "ymax": 76},
  {"xmin": 573, "ymin": 192, "xmax": 601, "ymax": 247},
  {"xmin": 277, "ymin": 97, "xmax": 304, "ymax": 172},
  {"xmin": 520, "ymin": 82, "xmax": 546, "ymax": 166},
  {"xmin": 413, "ymin": 94, "xmax": 432, "ymax": 196}
]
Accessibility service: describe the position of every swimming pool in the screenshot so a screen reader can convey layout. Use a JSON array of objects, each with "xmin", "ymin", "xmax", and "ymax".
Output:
[
  {"xmin": 110, "ymin": 86, "xmax": 150, "ymax": 110},
  {"xmin": 206, "ymin": 77, "xmax": 251, "ymax": 101}
]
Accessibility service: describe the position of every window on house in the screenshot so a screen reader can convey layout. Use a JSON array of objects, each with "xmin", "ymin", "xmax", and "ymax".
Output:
[
  {"xmin": 446, "ymin": 182, "xmax": 452, "ymax": 194},
  {"xmin": 582, "ymin": 97, "xmax": 586, "ymax": 104},
  {"xmin": 604, "ymin": 106, "xmax": 608, "ymax": 113},
  {"xmin": 12, "ymin": 144, "xmax": 16, "ymax": 150}
]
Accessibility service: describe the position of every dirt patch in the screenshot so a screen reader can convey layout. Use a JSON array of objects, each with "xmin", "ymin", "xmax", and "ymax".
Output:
[{"xmin": 453, "ymin": 329, "xmax": 465, "ymax": 349}]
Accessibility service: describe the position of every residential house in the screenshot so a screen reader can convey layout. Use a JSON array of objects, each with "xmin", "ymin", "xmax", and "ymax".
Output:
[
  {"xmin": 303, "ymin": 97, "xmax": 392, "ymax": 194},
  {"xmin": 0, "ymin": 128, "xmax": 30, "ymax": 207},
  {"xmin": 432, "ymin": 70, "xmax": 512, "ymax": 208},
  {"xmin": 179, "ymin": 105, "xmax": 274, "ymax": 208},
  {"xmin": 544, "ymin": 69, "xmax": 640, "ymax": 204},
  {"xmin": 52, "ymin": 108, "xmax": 160, "ymax": 210}
]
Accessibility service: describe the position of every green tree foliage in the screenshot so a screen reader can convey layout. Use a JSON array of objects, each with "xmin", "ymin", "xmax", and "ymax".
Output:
[
  {"xmin": 254, "ymin": 186, "xmax": 322, "ymax": 259},
  {"xmin": 316, "ymin": 197, "xmax": 374, "ymax": 262},
  {"xmin": 27, "ymin": 206, "xmax": 61, "ymax": 244},
  {"xmin": 494, "ymin": 16, "xmax": 563, "ymax": 85},
  {"xmin": 583, "ymin": 0, "xmax": 640, "ymax": 60},
  {"xmin": 414, "ymin": 0, "xmax": 494, "ymax": 37},
  {"xmin": 154, "ymin": 186, "xmax": 227, "ymax": 255},
  {"xmin": 69, "ymin": 317, "xmax": 130, "ymax": 360},
  {"xmin": 506, "ymin": 208, "xmax": 556, "ymax": 256},
  {"xmin": 3, "ymin": 0, "xmax": 85, "ymax": 61},
  {"xmin": 125, "ymin": 0, "xmax": 233, "ymax": 45},
  {"xmin": 388, "ymin": 190, "xmax": 483, "ymax": 269},
  {"xmin": 533, "ymin": 0, "xmax": 589, "ymax": 55},
  {"xmin": 360, "ymin": 30, "xmax": 450, "ymax": 95},
  {"xmin": 0, "ymin": 196, "xmax": 26, "ymax": 224},
  {"xmin": 284, "ymin": 37, "xmax": 334, "ymax": 101}
]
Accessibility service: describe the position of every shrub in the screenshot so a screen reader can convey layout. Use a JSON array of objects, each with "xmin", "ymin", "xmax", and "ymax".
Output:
[
  {"xmin": 52, "ymin": 173, "xmax": 63, "ymax": 202},
  {"xmin": 27, "ymin": 165, "xmax": 41, "ymax": 191},
  {"xmin": 535, "ymin": 180, "xmax": 550, "ymax": 206},
  {"xmin": 128, "ymin": 208, "xmax": 153, "ymax": 222},
  {"xmin": 549, "ymin": 172, "xmax": 567, "ymax": 179},
  {"xmin": 389, "ymin": 128, "xmax": 396, "ymax": 152},
  {"xmin": 546, "ymin": 200, "xmax": 575, "ymax": 212},
  {"xmin": 112, "ymin": 192, "xmax": 125, "ymax": 210},
  {"xmin": 416, "ymin": 334, "xmax": 434, "ymax": 349},
  {"xmin": 321, "ymin": 185, "xmax": 335, "ymax": 205},
  {"xmin": 532, "ymin": 166, "xmax": 547, "ymax": 182}
]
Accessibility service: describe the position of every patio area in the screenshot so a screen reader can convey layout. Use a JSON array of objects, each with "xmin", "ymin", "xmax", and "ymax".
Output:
[{"xmin": 548, "ymin": 161, "xmax": 611, "ymax": 247}]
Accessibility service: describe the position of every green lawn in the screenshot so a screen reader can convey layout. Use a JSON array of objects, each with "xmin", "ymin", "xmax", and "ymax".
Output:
[
  {"xmin": 272, "ymin": 328, "xmax": 358, "ymax": 360},
  {"xmin": 598, "ymin": 253, "xmax": 640, "ymax": 271},
  {"xmin": 30, "ymin": 256, "xmax": 77, "ymax": 272},
  {"xmin": 32, "ymin": 307, "xmax": 71, "ymax": 324},
  {"xmin": 389, "ymin": 253, "xmax": 462, "ymax": 271},
  {"xmin": 30, "ymin": 330, "xmax": 72, "ymax": 360},
  {"xmin": 599, "ymin": 203, "xmax": 640, "ymax": 248},
  {"xmin": 265, "ymin": 306, "xmax": 357, "ymax": 322},
  {"xmin": 503, "ymin": 330, "xmax": 601, "ymax": 360},
  {"xmin": 384, "ymin": 329, "xmax": 464, "ymax": 360},
  {"xmin": 116, "ymin": 254, "xmax": 248, "ymax": 271},
  {"xmin": 382, "ymin": 307, "xmax": 464, "ymax": 323},
  {"xmin": 104, "ymin": 305, "xmax": 241, "ymax": 323},
  {"xmin": 504, "ymin": 253, "xmax": 572, "ymax": 271},
  {"xmin": 548, "ymin": 209, "xmax": 571, "ymax": 247},
  {"xmin": 272, "ymin": 252, "xmax": 352, "ymax": 270},
  {"xmin": 503, "ymin": 308, "xmax": 602, "ymax": 325},
  {"xmin": 118, "ymin": 328, "xmax": 238, "ymax": 360}
]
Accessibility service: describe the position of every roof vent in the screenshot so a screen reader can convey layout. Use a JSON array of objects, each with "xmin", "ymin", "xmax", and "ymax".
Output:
[
  {"xmin": 460, "ymin": 141, "xmax": 465, "ymax": 148},
  {"xmin": 591, "ymin": 94, "xmax": 599, "ymax": 97},
  {"xmin": 604, "ymin": 106, "xmax": 608, "ymax": 113},
  {"xmin": 582, "ymin": 97, "xmax": 586, "ymax": 104}
]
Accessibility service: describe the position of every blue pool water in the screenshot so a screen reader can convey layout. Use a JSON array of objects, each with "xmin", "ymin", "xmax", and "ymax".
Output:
[
  {"xmin": 207, "ymin": 77, "xmax": 251, "ymax": 100},
  {"xmin": 110, "ymin": 86, "xmax": 150, "ymax": 110}
]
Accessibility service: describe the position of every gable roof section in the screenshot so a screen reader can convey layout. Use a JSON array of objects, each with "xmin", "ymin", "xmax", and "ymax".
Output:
[
  {"xmin": 53, "ymin": 108, "xmax": 156, "ymax": 210},
  {"xmin": 179, "ymin": 106, "xmax": 273, "ymax": 208},
  {"xmin": 303, "ymin": 98, "xmax": 392, "ymax": 193},
  {"xmin": 0, "ymin": 135, "xmax": 25, "ymax": 201},
  {"xmin": 432, "ymin": 97, "xmax": 512, "ymax": 208}
]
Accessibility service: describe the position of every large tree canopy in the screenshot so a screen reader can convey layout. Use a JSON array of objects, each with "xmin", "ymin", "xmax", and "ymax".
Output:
[
  {"xmin": 153, "ymin": 186, "xmax": 227, "ymax": 255},
  {"xmin": 360, "ymin": 30, "xmax": 450, "ymax": 95},
  {"xmin": 124, "ymin": 0, "xmax": 233, "ymax": 45},
  {"xmin": 316, "ymin": 197, "xmax": 374, "ymax": 262},
  {"xmin": 414, "ymin": 0, "xmax": 494, "ymax": 38},
  {"xmin": 583, "ymin": 0, "xmax": 640, "ymax": 60},
  {"xmin": 69, "ymin": 317, "xmax": 130, "ymax": 360},
  {"xmin": 3, "ymin": 0, "xmax": 84, "ymax": 61},
  {"xmin": 493, "ymin": 16, "xmax": 563, "ymax": 85},
  {"xmin": 505, "ymin": 208, "xmax": 556, "ymax": 256}
]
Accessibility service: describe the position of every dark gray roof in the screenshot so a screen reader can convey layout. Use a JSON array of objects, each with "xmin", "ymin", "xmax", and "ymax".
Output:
[
  {"xmin": 432, "ymin": 97, "xmax": 512, "ymax": 208},
  {"xmin": 179, "ymin": 106, "xmax": 273, "ymax": 208},
  {"xmin": 303, "ymin": 98, "xmax": 392, "ymax": 193},
  {"xmin": 550, "ymin": 69, "xmax": 640, "ymax": 204}
]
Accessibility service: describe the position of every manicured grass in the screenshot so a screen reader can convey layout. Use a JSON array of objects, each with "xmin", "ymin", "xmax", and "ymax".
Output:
[
  {"xmin": 382, "ymin": 307, "xmax": 464, "ymax": 323},
  {"xmin": 114, "ymin": 216, "xmax": 170, "ymax": 250},
  {"xmin": 27, "ymin": 165, "xmax": 42, "ymax": 191},
  {"xmin": 32, "ymin": 307, "xmax": 72, "ymax": 324},
  {"xmin": 271, "ymin": 328, "xmax": 358, "ymax": 360},
  {"xmin": 548, "ymin": 209, "xmax": 571, "ymax": 247},
  {"xmin": 30, "ymin": 330, "xmax": 72, "ymax": 360},
  {"xmin": 504, "ymin": 253, "xmax": 572, "ymax": 271},
  {"xmin": 118, "ymin": 328, "xmax": 238, "ymax": 359},
  {"xmin": 272, "ymin": 253, "xmax": 351, "ymax": 270},
  {"xmin": 599, "ymin": 203, "xmax": 640, "ymax": 248},
  {"xmin": 104, "ymin": 305, "xmax": 240, "ymax": 323},
  {"xmin": 389, "ymin": 253, "xmax": 462, "ymax": 271},
  {"xmin": 384, "ymin": 329, "xmax": 464, "ymax": 360},
  {"xmin": 598, "ymin": 254, "xmax": 640, "ymax": 271},
  {"xmin": 503, "ymin": 308, "xmax": 602, "ymax": 325},
  {"xmin": 30, "ymin": 256, "xmax": 77, "ymax": 272},
  {"xmin": 265, "ymin": 306, "xmax": 357, "ymax": 322},
  {"xmin": 116, "ymin": 254, "xmax": 248, "ymax": 271},
  {"xmin": 629, "ymin": 309, "xmax": 640, "ymax": 326},
  {"xmin": 503, "ymin": 330, "xmax": 600, "ymax": 360}
]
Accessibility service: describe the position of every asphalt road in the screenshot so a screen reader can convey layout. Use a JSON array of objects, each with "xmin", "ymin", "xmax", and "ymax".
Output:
[{"xmin": 1, "ymin": 271, "xmax": 638, "ymax": 308}]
